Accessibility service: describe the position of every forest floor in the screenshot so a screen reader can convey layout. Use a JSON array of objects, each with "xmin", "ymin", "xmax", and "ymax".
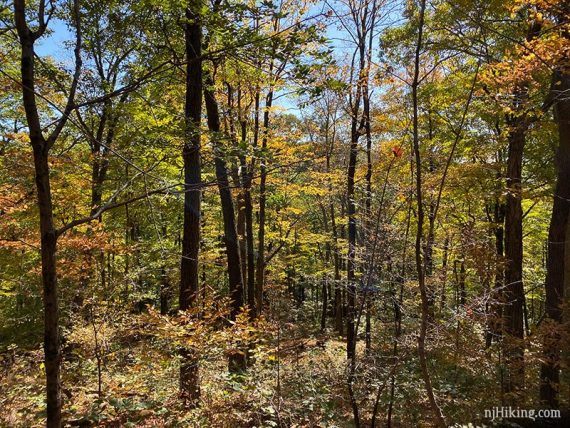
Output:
[
  {"xmin": 1, "ymin": 322, "xmax": 354, "ymax": 427},
  {"xmin": 0, "ymin": 296, "xmax": 544, "ymax": 427}
]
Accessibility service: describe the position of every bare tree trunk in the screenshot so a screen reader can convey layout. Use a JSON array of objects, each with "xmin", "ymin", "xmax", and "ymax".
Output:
[
  {"xmin": 501, "ymin": 17, "xmax": 542, "ymax": 403},
  {"xmin": 361, "ymin": 3, "xmax": 376, "ymax": 358},
  {"xmin": 239, "ymin": 158, "xmax": 257, "ymax": 368},
  {"xmin": 492, "ymin": 181, "xmax": 506, "ymax": 344},
  {"xmin": 14, "ymin": 1, "xmax": 81, "ymax": 425},
  {"xmin": 345, "ymin": 33, "xmax": 363, "ymax": 421},
  {"xmin": 459, "ymin": 260, "xmax": 466, "ymax": 306},
  {"xmin": 244, "ymin": 89, "xmax": 258, "ymax": 316},
  {"xmin": 160, "ymin": 223, "xmax": 170, "ymax": 315},
  {"xmin": 227, "ymin": 85, "xmax": 248, "ymax": 290},
  {"xmin": 255, "ymin": 90, "xmax": 274, "ymax": 315},
  {"xmin": 346, "ymin": 112, "xmax": 358, "ymax": 363},
  {"xmin": 540, "ymin": 69, "xmax": 570, "ymax": 407},
  {"xmin": 322, "ymin": 118, "xmax": 343, "ymax": 332},
  {"xmin": 365, "ymin": 300, "xmax": 371, "ymax": 353},
  {"xmin": 160, "ymin": 266, "xmax": 170, "ymax": 315},
  {"xmin": 425, "ymin": 127, "xmax": 436, "ymax": 280},
  {"xmin": 440, "ymin": 235, "xmax": 449, "ymax": 312},
  {"xmin": 244, "ymin": 171, "xmax": 256, "ymax": 316},
  {"xmin": 236, "ymin": 174, "xmax": 247, "ymax": 288},
  {"xmin": 503, "ymin": 124, "xmax": 526, "ymax": 401},
  {"xmin": 321, "ymin": 276, "xmax": 327, "ymax": 332},
  {"xmin": 410, "ymin": 1, "xmax": 446, "ymax": 425},
  {"xmin": 386, "ymin": 195, "xmax": 413, "ymax": 428},
  {"xmin": 33, "ymin": 145, "xmax": 62, "ymax": 427},
  {"xmin": 204, "ymin": 74, "xmax": 246, "ymax": 373},
  {"xmin": 330, "ymin": 202, "xmax": 343, "ymax": 334},
  {"xmin": 179, "ymin": 1, "xmax": 202, "ymax": 404}
]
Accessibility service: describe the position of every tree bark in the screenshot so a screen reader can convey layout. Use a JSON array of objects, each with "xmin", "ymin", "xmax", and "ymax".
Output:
[
  {"xmin": 540, "ymin": 69, "xmax": 570, "ymax": 407},
  {"xmin": 492, "ymin": 179, "xmax": 506, "ymax": 345},
  {"xmin": 501, "ymin": 17, "xmax": 542, "ymax": 402},
  {"xmin": 244, "ymin": 89, "xmax": 258, "ymax": 316},
  {"xmin": 330, "ymin": 201, "xmax": 343, "ymax": 334},
  {"xmin": 34, "ymin": 144, "xmax": 61, "ymax": 428},
  {"xmin": 346, "ymin": 108, "xmax": 358, "ymax": 362},
  {"xmin": 440, "ymin": 235, "xmax": 449, "ymax": 312},
  {"xmin": 503, "ymin": 123, "xmax": 526, "ymax": 400},
  {"xmin": 179, "ymin": 1, "xmax": 202, "ymax": 404},
  {"xmin": 204, "ymin": 74, "xmax": 246, "ymax": 373},
  {"xmin": 255, "ymin": 90, "xmax": 274, "ymax": 315},
  {"xmin": 14, "ymin": 1, "xmax": 81, "ymax": 424},
  {"xmin": 321, "ymin": 277, "xmax": 328, "ymax": 332},
  {"xmin": 227, "ymin": 86, "xmax": 248, "ymax": 290},
  {"xmin": 244, "ymin": 169, "xmax": 256, "ymax": 316},
  {"xmin": 411, "ymin": 1, "xmax": 446, "ymax": 425},
  {"xmin": 235, "ymin": 172, "xmax": 247, "ymax": 288}
]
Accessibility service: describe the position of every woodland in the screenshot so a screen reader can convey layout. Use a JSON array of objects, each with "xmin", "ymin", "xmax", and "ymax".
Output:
[{"xmin": 0, "ymin": 0, "xmax": 569, "ymax": 427}]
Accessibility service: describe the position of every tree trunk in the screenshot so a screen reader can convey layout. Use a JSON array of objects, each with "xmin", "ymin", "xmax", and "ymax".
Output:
[
  {"xmin": 440, "ymin": 235, "xmax": 449, "ymax": 312},
  {"xmin": 233, "ymin": 166, "xmax": 247, "ymax": 289},
  {"xmin": 179, "ymin": 2, "xmax": 202, "ymax": 404},
  {"xmin": 492, "ymin": 192, "xmax": 506, "ymax": 344},
  {"xmin": 244, "ymin": 177, "xmax": 256, "ymax": 316},
  {"xmin": 244, "ymin": 89, "xmax": 257, "ymax": 316},
  {"xmin": 459, "ymin": 260, "xmax": 466, "ymax": 306},
  {"xmin": 411, "ymin": 1, "xmax": 446, "ymax": 425},
  {"xmin": 346, "ymin": 110, "xmax": 358, "ymax": 362},
  {"xmin": 387, "ymin": 197, "xmax": 413, "ymax": 428},
  {"xmin": 501, "ymin": 18, "xmax": 542, "ymax": 402},
  {"xmin": 160, "ymin": 266, "xmax": 170, "ymax": 315},
  {"xmin": 255, "ymin": 90, "xmax": 274, "ymax": 315},
  {"xmin": 425, "ymin": 144, "xmax": 436, "ymax": 279},
  {"xmin": 204, "ymin": 74, "xmax": 246, "ymax": 373},
  {"xmin": 14, "ymin": 2, "xmax": 65, "ymax": 423},
  {"xmin": 331, "ymin": 202, "xmax": 343, "ymax": 334},
  {"xmin": 503, "ymin": 124, "xmax": 526, "ymax": 400},
  {"xmin": 90, "ymin": 94, "xmax": 126, "ymax": 216},
  {"xmin": 365, "ymin": 300, "xmax": 371, "ymax": 353},
  {"xmin": 540, "ymin": 69, "xmax": 570, "ymax": 407},
  {"xmin": 34, "ymin": 144, "xmax": 61, "ymax": 428}
]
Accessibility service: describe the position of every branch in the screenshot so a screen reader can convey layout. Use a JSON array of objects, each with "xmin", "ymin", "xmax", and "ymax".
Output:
[
  {"xmin": 428, "ymin": 61, "xmax": 481, "ymax": 259},
  {"xmin": 73, "ymin": 59, "xmax": 173, "ymax": 109},
  {"xmin": 522, "ymin": 200, "xmax": 538, "ymax": 220},
  {"xmin": 264, "ymin": 217, "xmax": 300, "ymax": 265},
  {"xmin": 47, "ymin": 0, "xmax": 82, "ymax": 148},
  {"xmin": 56, "ymin": 184, "xmax": 175, "ymax": 237},
  {"xmin": 33, "ymin": 0, "xmax": 55, "ymax": 40}
]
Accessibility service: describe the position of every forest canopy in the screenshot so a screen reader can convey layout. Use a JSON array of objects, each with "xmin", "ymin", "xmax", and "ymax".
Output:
[{"xmin": 0, "ymin": 0, "xmax": 569, "ymax": 426}]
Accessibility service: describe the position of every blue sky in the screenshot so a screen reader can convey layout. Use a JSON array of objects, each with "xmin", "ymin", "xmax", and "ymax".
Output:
[
  {"xmin": 31, "ymin": 2, "xmax": 404, "ymax": 118},
  {"xmin": 35, "ymin": 18, "xmax": 72, "ymax": 59}
]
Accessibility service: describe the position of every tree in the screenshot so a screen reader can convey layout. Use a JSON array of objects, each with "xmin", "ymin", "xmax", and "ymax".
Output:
[
  {"xmin": 540, "ymin": 62, "xmax": 569, "ymax": 410},
  {"xmin": 179, "ymin": 0, "xmax": 203, "ymax": 404},
  {"xmin": 3, "ymin": 0, "xmax": 570, "ymax": 426},
  {"xmin": 204, "ymin": 67, "xmax": 246, "ymax": 372},
  {"xmin": 540, "ymin": 0, "xmax": 570, "ymax": 407},
  {"xmin": 13, "ymin": 1, "xmax": 82, "ymax": 424},
  {"xmin": 409, "ymin": 1, "xmax": 446, "ymax": 425}
]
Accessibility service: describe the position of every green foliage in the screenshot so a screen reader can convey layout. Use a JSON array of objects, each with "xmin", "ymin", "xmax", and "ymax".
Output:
[{"xmin": 1, "ymin": 0, "xmax": 568, "ymax": 425}]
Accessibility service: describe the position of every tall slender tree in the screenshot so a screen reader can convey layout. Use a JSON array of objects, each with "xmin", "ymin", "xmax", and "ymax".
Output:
[
  {"xmin": 13, "ymin": 1, "xmax": 82, "ymax": 425},
  {"xmin": 502, "ymin": 13, "xmax": 543, "ymax": 401},
  {"xmin": 204, "ymin": 71, "xmax": 246, "ymax": 372},
  {"xmin": 410, "ymin": 0, "xmax": 446, "ymax": 425},
  {"xmin": 540, "ymin": 3, "xmax": 570, "ymax": 404},
  {"xmin": 179, "ymin": 0, "xmax": 203, "ymax": 404}
]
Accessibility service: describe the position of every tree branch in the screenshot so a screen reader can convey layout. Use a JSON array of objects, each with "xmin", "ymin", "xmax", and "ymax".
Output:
[{"xmin": 47, "ymin": 0, "xmax": 82, "ymax": 148}]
